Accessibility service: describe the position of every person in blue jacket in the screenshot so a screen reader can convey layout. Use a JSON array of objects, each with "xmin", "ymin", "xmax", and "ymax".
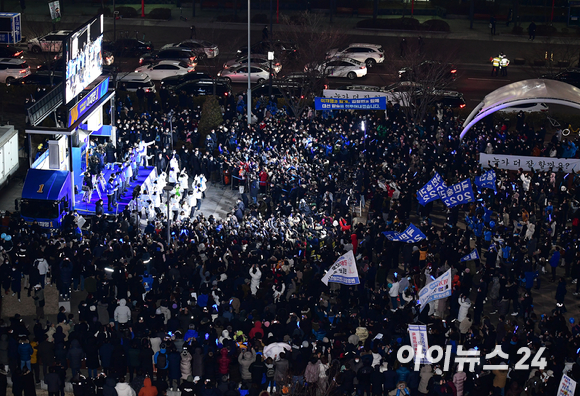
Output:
[
  {"xmin": 154, "ymin": 344, "xmax": 169, "ymax": 383},
  {"xmin": 17, "ymin": 338, "xmax": 33, "ymax": 370},
  {"xmin": 549, "ymin": 248, "xmax": 561, "ymax": 282},
  {"xmin": 106, "ymin": 176, "xmax": 116, "ymax": 211}
]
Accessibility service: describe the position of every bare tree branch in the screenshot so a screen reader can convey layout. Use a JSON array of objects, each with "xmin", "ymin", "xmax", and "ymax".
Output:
[{"xmin": 277, "ymin": 12, "xmax": 347, "ymax": 119}]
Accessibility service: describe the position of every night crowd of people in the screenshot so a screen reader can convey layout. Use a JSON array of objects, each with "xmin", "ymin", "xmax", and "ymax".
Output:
[{"xmin": 1, "ymin": 91, "xmax": 580, "ymax": 396}]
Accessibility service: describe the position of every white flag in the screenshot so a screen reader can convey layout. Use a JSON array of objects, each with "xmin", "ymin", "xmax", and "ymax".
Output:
[
  {"xmin": 321, "ymin": 250, "xmax": 359, "ymax": 286},
  {"xmin": 418, "ymin": 269, "xmax": 452, "ymax": 311}
]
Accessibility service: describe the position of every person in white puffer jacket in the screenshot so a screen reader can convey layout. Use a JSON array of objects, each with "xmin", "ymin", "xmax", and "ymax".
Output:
[
  {"xmin": 249, "ymin": 265, "xmax": 261, "ymax": 295},
  {"xmin": 180, "ymin": 348, "xmax": 193, "ymax": 380},
  {"xmin": 114, "ymin": 298, "xmax": 131, "ymax": 325},
  {"xmin": 457, "ymin": 294, "xmax": 471, "ymax": 322}
]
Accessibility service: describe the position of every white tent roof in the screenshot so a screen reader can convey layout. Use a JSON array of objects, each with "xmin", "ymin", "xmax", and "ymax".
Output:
[{"xmin": 460, "ymin": 79, "xmax": 580, "ymax": 139}]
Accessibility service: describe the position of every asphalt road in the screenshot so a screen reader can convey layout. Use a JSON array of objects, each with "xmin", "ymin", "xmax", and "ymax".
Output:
[{"xmin": 19, "ymin": 22, "xmax": 577, "ymax": 111}]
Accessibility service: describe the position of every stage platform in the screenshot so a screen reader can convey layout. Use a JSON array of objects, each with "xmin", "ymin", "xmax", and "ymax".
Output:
[{"xmin": 74, "ymin": 166, "xmax": 157, "ymax": 215}]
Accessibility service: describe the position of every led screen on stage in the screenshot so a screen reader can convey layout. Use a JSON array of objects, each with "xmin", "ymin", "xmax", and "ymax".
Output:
[{"xmin": 64, "ymin": 15, "xmax": 103, "ymax": 104}]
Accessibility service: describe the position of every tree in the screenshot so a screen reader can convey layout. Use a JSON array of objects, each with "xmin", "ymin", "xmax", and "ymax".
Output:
[
  {"xmin": 524, "ymin": 34, "xmax": 580, "ymax": 77},
  {"xmin": 276, "ymin": 12, "xmax": 347, "ymax": 119},
  {"xmin": 383, "ymin": 38, "xmax": 459, "ymax": 124},
  {"xmin": 22, "ymin": 18, "xmax": 63, "ymax": 87},
  {"xmin": 198, "ymin": 95, "xmax": 223, "ymax": 138}
]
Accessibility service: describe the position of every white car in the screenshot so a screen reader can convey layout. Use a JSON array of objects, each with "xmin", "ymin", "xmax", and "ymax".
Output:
[
  {"xmin": 116, "ymin": 72, "xmax": 156, "ymax": 93},
  {"xmin": 498, "ymin": 102, "xmax": 549, "ymax": 113},
  {"xmin": 161, "ymin": 39, "xmax": 219, "ymax": 60},
  {"xmin": 28, "ymin": 30, "xmax": 71, "ymax": 53},
  {"xmin": 135, "ymin": 60, "xmax": 194, "ymax": 81},
  {"xmin": 310, "ymin": 58, "xmax": 367, "ymax": 80},
  {"xmin": 224, "ymin": 54, "xmax": 282, "ymax": 74},
  {"xmin": 326, "ymin": 43, "xmax": 384, "ymax": 68},
  {"xmin": 0, "ymin": 58, "xmax": 30, "ymax": 84},
  {"xmin": 217, "ymin": 63, "xmax": 273, "ymax": 84}
]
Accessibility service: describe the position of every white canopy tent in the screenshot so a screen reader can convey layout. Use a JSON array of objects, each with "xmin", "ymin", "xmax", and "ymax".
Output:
[{"xmin": 460, "ymin": 79, "xmax": 580, "ymax": 139}]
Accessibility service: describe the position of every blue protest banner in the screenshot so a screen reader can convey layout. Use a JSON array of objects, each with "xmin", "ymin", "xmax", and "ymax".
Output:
[
  {"xmin": 383, "ymin": 224, "xmax": 426, "ymax": 243},
  {"xmin": 438, "ymin": 179, "xmax": 475, "ymax": 208},
  {"xmin": 417, "ymin": 172, "xmax": 446, "ymax": 205},
  {"xmin": 418, "ymin": 269, "xmax": 452, "ymax": 311},
  {"xmin": 474, "ymin": 170, "xmax": 497, "ymax": 192},
  {"xmin": 315, "ymin": 97, "xmax": 387, "ymax": 111},
  {"xmin": 460, "ymin": 249, "xmax": 480, "ymax": 262}
]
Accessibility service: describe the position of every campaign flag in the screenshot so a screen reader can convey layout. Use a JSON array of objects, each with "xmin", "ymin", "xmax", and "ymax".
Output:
[
  {"xmin": 408, "ymin": 325, "xmax": 430, "ymax": 364},
  {"xmin": 475, "ymin": 170, "xmax": 497, "ymax": 192},
  {"xmin": 557, "ymin": 374, "xmax": 576, "ymax": 396},
  {"xmin": 418, "ymin": 269, "xmax": 452, "ymax": 311},
  {"xmin": 460, "ymin": 249, "xmax": 480, "ymax": 262},
  {"xmin": 417, "ymin": 172, "xmax": 447, "ymax": 205},
  {"xmin": 383, "ymin": 224, "xmax": 426, "ymax": 243},
  {"xmin": 438, "ymin": 179, "xmax": 475, "ymax": 208},
  {"xmin": 321, "ymin": 250, "xmax": 360, "ymax": 286}
]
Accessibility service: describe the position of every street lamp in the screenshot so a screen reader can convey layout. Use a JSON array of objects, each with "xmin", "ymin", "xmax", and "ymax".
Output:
[
  {"xmin": 246, "ymin": 0, "xmax": 252, "ymax": 126},
  {"xmin": 268, "ymin": 50, "xmax": 274, "ymax": 97}
]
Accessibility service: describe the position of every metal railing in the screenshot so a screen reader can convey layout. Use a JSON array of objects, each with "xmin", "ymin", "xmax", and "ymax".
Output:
[{"xmin": 27, "ymin": 83, "xmax": 63, "ymax": 127}]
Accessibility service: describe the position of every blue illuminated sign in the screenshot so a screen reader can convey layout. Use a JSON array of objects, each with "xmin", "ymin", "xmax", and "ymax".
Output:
[
  {"xmin": 68, "ymin": 77, "xmax": 109, "ymax": 127},
  {"xmin": 315, "ymin": 97, "xmax": 386, "ymax": 110}
]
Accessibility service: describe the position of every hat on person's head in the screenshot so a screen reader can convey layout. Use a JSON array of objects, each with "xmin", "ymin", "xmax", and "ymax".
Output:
[
  {"xmin": 34, "ymin": 284, "xmax": 41, "ymax": 289},
  {"xmin": 434, "ymin": 368, "xmax": 443, "ymax": 376},
  {"xmin": 193, "ymin": 376, "xmax": 201, "ymax": 383}
]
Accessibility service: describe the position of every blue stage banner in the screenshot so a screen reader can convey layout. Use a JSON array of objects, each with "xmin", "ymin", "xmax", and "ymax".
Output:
[
  {"xmin": 438, "ymin": 179, "xmax": 475, "ymax": 208},
  {"xmin": 315, "ymin": 97, "xmax": 387, "ymax": 110}
]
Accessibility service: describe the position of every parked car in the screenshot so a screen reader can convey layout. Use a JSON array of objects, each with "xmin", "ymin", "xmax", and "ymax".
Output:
[
  {"xmin": 0, "ymin": 58, "xmax": 30, "ymax": 84},
  {"xmin": 161, "ymin": 39, "xmax": 219, "ymax": 60},
  {"xmin": 28, "ymin": 30, "xmax": 71, "ymax": 53},
  {"xmin": 173, "ymin": 79, "xmax": 232, "ymax": 99},
  {"xmin": 236, "ymin": 40, "xmax": 297, "ymax": 59},
  {"xmin": 37, "ymin": 50, "xmax": 114, "ymax": 73},
  {"xmin": 139, "ymin": 48, "xmax": 197, "ymax": 67},
  {"xmin": 249, "ymin": 80, "xmax": 305, "ymax": 99},
  {"xmin": 0, "ymin": 45, "xmax": 24, "ymax": 59},
  {"xmin": 430, "ymin": 89, "xmax": 466, "ymax": 108},
  {"xmin": 103, "ymin": 38, "xmax": 153, "ymax": 57},
  {"xmin": 498, "ymin": 102, "xmax": 548, "ymax": 113},
  {"xmin": 309, "ymin": 58, "xmax": 367, "ymax": 80},
  {"xmin": 542, "ymin": 69, "xmax": 580, "ymax": 88},
  {"xmin": 116, "ymin": 72, "xmax": 156, "ymax": 93},
  {"xmin": 135, "ymin": 60, "xmax": 194, "ymax": 80},
  {"xmin": 16, "ymin": 71, "xmax": 63, "ymax": 86},
  {"xmin": 281, "ymin": 72, "xmax": 328, "ymax": 88},
  {"xmin": 224, "ymin": 54, "xmax": 282, "ymax": 74},
  {"xmin": 398, "ymin": 60, "xmax": 457, "ymax": 85},
  {"xmin": 326, "ymin": 43, "xmax": 384, "ymax": 68},
  {"xmin": 217, "ymin": 63, "xmax": 273, "ymax": 84},
  {"xmin": 161, "ymin": 71, "xmax": 212, "ymax": 88}
]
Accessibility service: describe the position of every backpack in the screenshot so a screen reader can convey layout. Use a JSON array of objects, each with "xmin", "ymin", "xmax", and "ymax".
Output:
[
  {"xmin": 266, "ymin": 364, "xmax": 275, "ymax": 378},
  {"xmin": 156, "ymin": 352, "xmax": 167, "ymax": 369}
]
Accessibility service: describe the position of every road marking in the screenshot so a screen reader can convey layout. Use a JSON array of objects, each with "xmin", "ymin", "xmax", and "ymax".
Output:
[{"xmin": 467, "ymin": 78, "xmax": 511, "ymax": 82}]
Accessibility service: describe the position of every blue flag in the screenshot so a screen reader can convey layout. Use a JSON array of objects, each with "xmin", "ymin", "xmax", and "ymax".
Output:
[
  {"xmin": 460, "ymin": 249, "xmax": 480, "ymax": 262},
  {"xmin": 383, "ymin": 224, "xmax": 426, "ymax": 243},
  {"xmin": 417, "ymin": 172, "xmax": 447, "ymax": 206},
  {"xmin": 438, "ymin": 179, "xmax": 475, "ymax": 208},
  {"xmin": 474, "ymin": 170, "xmax": 497, "ymax": 192}
]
